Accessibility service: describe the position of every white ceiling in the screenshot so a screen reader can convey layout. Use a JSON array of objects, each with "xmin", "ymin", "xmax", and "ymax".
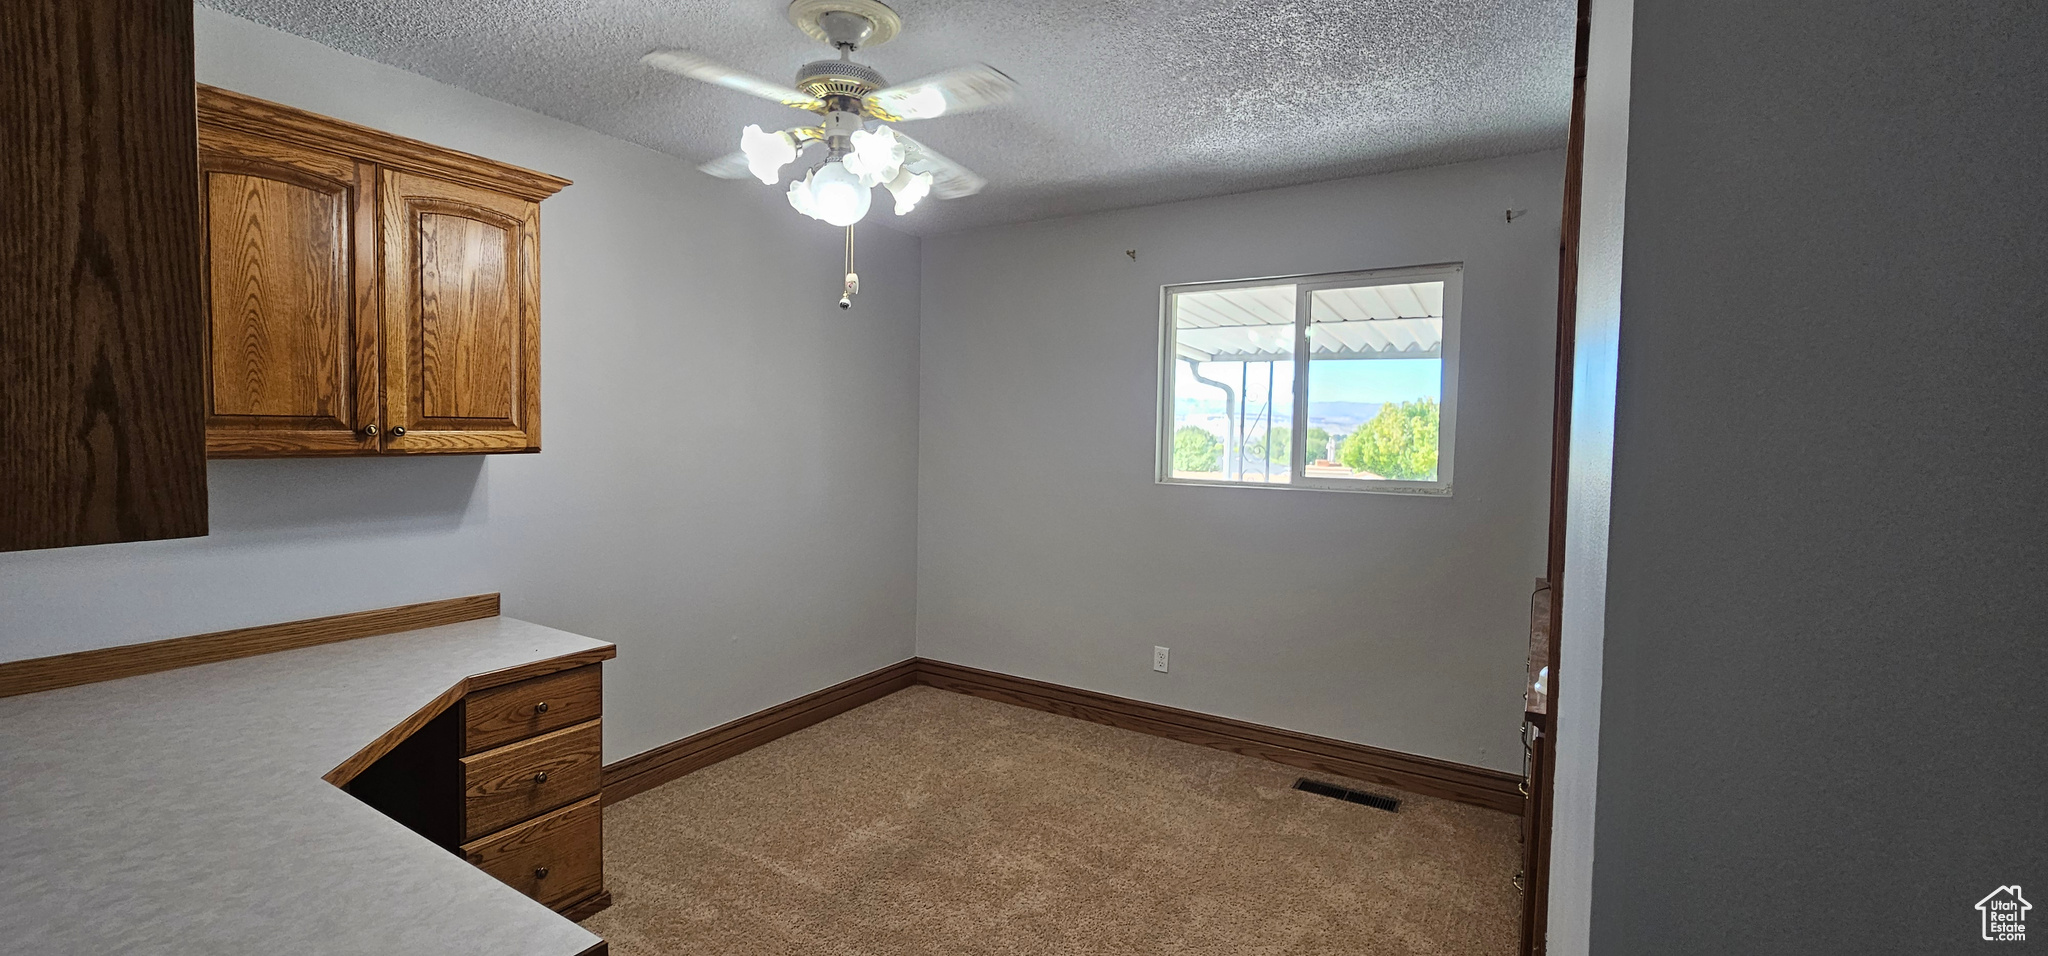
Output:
[{"xmin": 198, "ymin": 0, "xmax": 1577, "ymax": 235}]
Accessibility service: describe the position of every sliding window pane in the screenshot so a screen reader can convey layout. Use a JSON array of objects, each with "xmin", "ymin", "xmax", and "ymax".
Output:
[
  {"xmin": 1167, "ymin": 284, "xmax": 1295, "ymax": 484},
  {"xmin": 1303, "ymin": 281, "xmax": 1445, "ymax": 483}
]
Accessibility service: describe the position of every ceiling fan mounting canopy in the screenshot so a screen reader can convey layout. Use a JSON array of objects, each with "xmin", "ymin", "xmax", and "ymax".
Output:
[{"xmin": 787, "ymin": 0, "xmax": 901, "ymax": 50}]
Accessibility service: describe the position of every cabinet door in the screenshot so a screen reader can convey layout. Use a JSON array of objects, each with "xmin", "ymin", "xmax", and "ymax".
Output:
[
  {"xmin": 381, "ymin": 170, "xmax": 540, "ymax": 453},
  {"xmin": 199, "ymin": 129, "xmax": 379, "ymax": 456}
]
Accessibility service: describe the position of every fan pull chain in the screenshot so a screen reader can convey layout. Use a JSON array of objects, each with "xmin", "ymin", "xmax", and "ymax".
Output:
[{"xmin": 839, "ymin": 224, "xmax": 859, "ymax": 309}]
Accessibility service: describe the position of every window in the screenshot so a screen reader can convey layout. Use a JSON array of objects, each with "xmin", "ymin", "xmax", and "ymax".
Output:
[{"xmin": 1157, "ymin": 264, "xmax": 1460, "ymax": 494}]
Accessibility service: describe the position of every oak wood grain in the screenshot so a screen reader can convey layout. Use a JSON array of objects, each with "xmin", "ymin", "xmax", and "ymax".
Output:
[
  {"xmin": 0, "ymin": 593, "xmax": 500, "ymax": 700},
  {"xmin": 463, "ymin": 795, "xmax": 604, "ymax": 910},
  {"xmin": 462, "ymin": 719, "xmax": 603, "ymax": 840},
  {"xmin": 1, "ymin": 0, "xmax": 207, "ymax": 552},
  {"xmin": 198, "ymin": 143, "xmax": 359, "ymax": 443},
  {"xmin": 382, "ymin": 170, "xmax": 541, "ymax": 453},
  {"xmin": 464, "ymin": 664, "xmax": 603, "ymax": 755},
  {"xmin": 196, "ymin": 85, "xmax": 570, "ymax": 203}
]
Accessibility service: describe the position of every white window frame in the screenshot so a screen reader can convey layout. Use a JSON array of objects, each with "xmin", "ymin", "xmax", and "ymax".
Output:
[{"xmin": 1155, "ymin": 262, "xmax": 1462, "ymax": 496}]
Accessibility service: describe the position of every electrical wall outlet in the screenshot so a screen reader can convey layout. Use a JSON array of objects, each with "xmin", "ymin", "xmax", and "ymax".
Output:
[{"xmin": 1153, "ymin": 646, "xmax": 1170, "ymax": 673}]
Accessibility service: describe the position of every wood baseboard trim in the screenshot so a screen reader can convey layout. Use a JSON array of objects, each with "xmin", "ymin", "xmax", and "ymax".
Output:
[
  {"xmin": 601, "ymin": 658, "xmax": 920, "ymax": 805},
  {"xmin": 913, "ymin": 659, "xmax": 1525, "ymax": 815},
  {"xmin": 600, "ymin": 657, "xmax": 1521, "ymax": 815},
  {"xmin": 0, "ymin": 593, "xmax": 502, "ymax": 699},
  {"xmin": 561, "ymin": 889, "xmax": 613, "ymax": 923}
]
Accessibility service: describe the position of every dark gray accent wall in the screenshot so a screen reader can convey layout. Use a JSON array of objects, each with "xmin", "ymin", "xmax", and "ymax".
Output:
[{"xmin": 1592, "ymin": 3, "xmax": 2046, "ymax": 953}]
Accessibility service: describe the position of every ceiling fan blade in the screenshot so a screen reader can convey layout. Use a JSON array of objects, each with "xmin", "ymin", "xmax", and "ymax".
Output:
[
  {"xmin": 864, "ymin": 64, "xmax": 1018, "ymax": 121},
  {"xmin": 895, "ymin": 132, "xmax": 986, "ymax": 199},
  {"xmin": 642, "ymin": 49, "xmax": 823, "ymax": 111},
  {"xmin": 698, "ymin": 151, "xmax": 754, "ymax": 180}
]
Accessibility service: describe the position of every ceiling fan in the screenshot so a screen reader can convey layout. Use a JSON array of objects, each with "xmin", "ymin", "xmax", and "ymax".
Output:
[{"xmin": 643, "ymin": 0, "xmax": 1020, "ymax": 307}]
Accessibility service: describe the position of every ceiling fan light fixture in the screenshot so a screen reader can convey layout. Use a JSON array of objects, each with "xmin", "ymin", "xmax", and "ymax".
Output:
[
  {"xmin": 787, "ymin": 172, "xmax": 821, "ymax": 219},
  {"xmin": 843, "ymin": 125, "xmax": 906, "ymax": 186},
  {"xmin": 740, "ymin": 124, "xmax": 799, "ymax": 184},
  {"xmin": 884, "ymin": 167, "xmax": 932, "ymax": 215},
  {"xmin": 808, "ymin": 159, "xmax": 872, "ymax": 226}
]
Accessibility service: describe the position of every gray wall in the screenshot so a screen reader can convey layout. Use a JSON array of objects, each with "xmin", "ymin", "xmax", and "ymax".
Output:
[
  {"xmin": 1590, "ymin": 2, "xmax": 2048, "ymax": 953},
  {"xmin": 917, "ymin": 153, "xmax": 1565, "ymax": 772},
  {"xmin": 0, "ymin": 8, "xmax": 922, "ymax": 763}
]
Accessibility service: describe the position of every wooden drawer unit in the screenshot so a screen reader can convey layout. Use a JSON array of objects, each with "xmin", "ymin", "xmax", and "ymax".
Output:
[
  {"xmin": 462, "ymin": 719, "xmax": 602, "ymax": 841},
  {"xmin": 464, "ymin": 796, "xmax": 604, "ymax": 910},
  {"xmin": 345, "ymin": 657, "xmax": 609, "ymax": 920},
  {"xmin": 465, "ymin": 664, "xmax": 602, "ymax": 754}
]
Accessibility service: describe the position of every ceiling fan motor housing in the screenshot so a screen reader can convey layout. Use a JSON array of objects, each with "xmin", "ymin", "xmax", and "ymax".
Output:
[{"xmin": 797, "ymin": 59, "xmax": 885, "ymax": 101}]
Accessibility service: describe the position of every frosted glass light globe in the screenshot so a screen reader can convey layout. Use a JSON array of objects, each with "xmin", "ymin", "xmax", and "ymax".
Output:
[
  {"xmin": 739, "ymin": 125, "xmax": 797, "ymax": 185},
  {"xmin": 809, "ymin": 160, "xmax": 872, "ymax": 227}
]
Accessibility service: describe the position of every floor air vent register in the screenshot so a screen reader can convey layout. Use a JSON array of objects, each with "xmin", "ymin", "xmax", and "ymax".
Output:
[{"xmin": 1293, "ymin": 778, "xmax": 1401, "ymax": 812}]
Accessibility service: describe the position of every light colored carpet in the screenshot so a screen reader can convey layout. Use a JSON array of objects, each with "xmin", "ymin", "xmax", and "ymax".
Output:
[{"xmin": 583, "ymin": 686, "xmax": 1520, "ymax": 955}]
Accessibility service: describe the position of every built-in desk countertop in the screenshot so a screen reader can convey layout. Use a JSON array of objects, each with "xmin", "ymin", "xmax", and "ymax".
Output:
[{"xmin": 0, "ymin": 616, "xmax": 611, "ymax": 955}]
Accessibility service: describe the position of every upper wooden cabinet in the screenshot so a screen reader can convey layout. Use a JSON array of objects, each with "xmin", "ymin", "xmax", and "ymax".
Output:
[{"xmin": 195, "ymin": 86, "xmax": 567, "ymax": 458}]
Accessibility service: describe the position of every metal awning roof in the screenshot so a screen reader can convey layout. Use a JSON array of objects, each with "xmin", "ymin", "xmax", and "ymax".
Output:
[{"xmin": 1174, "ymin": 282, "xmax": 1444, "ymax": 362}]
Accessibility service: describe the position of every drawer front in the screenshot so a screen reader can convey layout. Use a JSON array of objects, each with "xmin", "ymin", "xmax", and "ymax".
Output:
[
  {"xmin": 462, "ymin": 719, "xmax": 602, "ymax": 840},
  {"xmin": 464, "ymin": 664, "xmax": 602, "ymax": 755},
  {"xmin": 463, "ymin": 795, "xmax": 603, "ymax": 910}
]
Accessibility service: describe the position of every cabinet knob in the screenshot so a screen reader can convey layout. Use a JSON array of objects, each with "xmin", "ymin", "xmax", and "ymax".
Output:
[
  {"xmin": 533, "ymin": 771, "xmax": 548, "ymax": 785},
  {"xmin": 389, "ymin": 426, "xmax": 406, "ymax": 437},
  {"xmin": 360, "ymin": 424, "xmax": 379, "ymax": 438},
  {"xmin": 534, "ymin": 866, "xmax": 550, "ymax": 880},
  {"xmin": 534, "ymin": 701, "xmax": 549, "ymax": 715}
]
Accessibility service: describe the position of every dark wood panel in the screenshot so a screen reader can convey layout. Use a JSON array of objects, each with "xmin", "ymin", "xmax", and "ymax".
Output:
[
  {"xmin": 602, "ymin": 658, "xmax": 919, "ymax": 805},
  {"xmin": 0, "ymin": 593, "xmax": 500, "ymax": 699},
  {"xmin": 462, "ymin": 795, "xmax": 604, "ymax": 910},
  {"xmin": 1525, "ymin": 0, "xmax": 1593, "ymax": 950},
  {"xmin": 462, "ymin": 719, "xmax": 602, "ymax": 840},
  {"xmin": 915, "ymin": 660, "xmax": 1526, "ymax": 815},
  {"xmin": 1, "ymin": 0, "xmax": 207, "ymax": 552},
  {"xmin": 196, "ymin": 85, "xmax": 571, "ymax": 203},
  {"xmin": 465, "ymin": 664, "xmax": 603, "ymax": 755}
]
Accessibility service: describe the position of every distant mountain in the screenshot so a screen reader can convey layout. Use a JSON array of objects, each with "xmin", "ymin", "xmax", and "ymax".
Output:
[{"xmin": 1306, "ymin": 402, "xmax": 1382, "ymax": 428}]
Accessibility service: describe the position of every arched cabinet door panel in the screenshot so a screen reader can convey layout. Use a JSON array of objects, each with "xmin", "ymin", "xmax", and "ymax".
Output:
[
  {"xmin": 193, "ymin": 85, "xmax": 566, "ymax": 459},
  {"xmin": 380, "ymin": 170, "xmax": 541, "ymax": 454},
  {"xmin": 199, "ymin": 129, "xmax": 379, "ymax": 457}
]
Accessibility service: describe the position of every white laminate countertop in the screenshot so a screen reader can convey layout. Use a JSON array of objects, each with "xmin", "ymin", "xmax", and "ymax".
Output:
[{"xmin": 0, "ymin": 616, "xmax": 612, "ymax": 956}]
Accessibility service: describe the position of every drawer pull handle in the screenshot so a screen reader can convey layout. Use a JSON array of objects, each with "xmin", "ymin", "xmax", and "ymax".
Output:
[
  {"xmin": 535, "ymin": 866, "xmax": 550, "ymax": 880},
  {"xmin": 533, "ymin": 771, "xmax": 548, "ymax": 785},
  {"xmin": 534, "ymin": 701, "xmax": 549, "ymax": 714}
]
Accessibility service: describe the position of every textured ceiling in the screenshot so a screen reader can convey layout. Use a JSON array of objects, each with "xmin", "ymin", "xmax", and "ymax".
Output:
[{"xmin": 198, "ymin": 0, "xmax": 1577, "ymax": 235}]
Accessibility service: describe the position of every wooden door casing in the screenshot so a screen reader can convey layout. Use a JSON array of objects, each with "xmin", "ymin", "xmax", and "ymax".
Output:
[
  {"xmin": 199, "ymin": 129, "xmax": 379, "ymax": 456},
  {"xmin": 381, "ymin": 170, "xmax": 540, "ymax": 453}
]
